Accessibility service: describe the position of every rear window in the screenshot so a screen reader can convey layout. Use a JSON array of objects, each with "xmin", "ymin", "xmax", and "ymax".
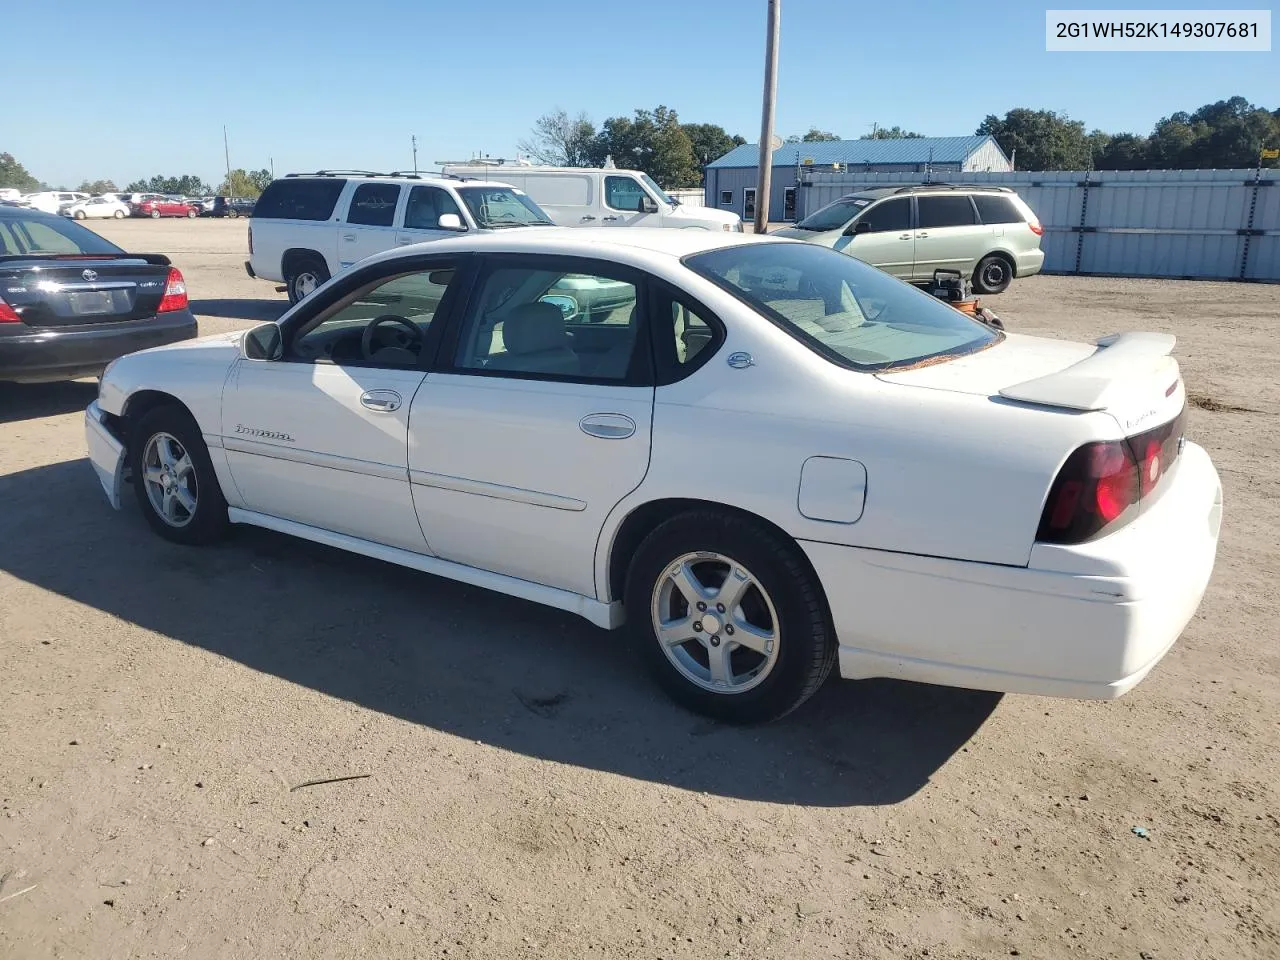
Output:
[
  {"xmin": 684, "ymin": 241, "xmax": 999, "ymax": 371},
  {"xmin": 916, "ymin": 195, "xmax": 977, "ymax": 228},
  {"xmin": 973, "ymin": 195, "xmax": 1025, "ymax": 225},
  {"xmin": 0, "ymin": 214, "xmax": 125, "ymax": 257},
  {"xmin": 347, "ymin": 183, "xmax": 402, "ymax": 227},
  {"xmin": 252, "ymin": 178, "xmax": 346, "ymax": 221}
]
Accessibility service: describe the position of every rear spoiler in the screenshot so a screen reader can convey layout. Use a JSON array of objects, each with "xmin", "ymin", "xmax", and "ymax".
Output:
[
  {"xmin": 0, "ymin": 252, "xmax": 171, "ymax": 266},
  {"xmin": 998, "ymin": 332, "xmax": 1178, "ymax": 412}
]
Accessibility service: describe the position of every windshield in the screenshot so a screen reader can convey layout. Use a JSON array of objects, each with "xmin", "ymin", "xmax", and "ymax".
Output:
[
  {"xmin": 640, "ymin": 173, "xmax": 674, "ymax": 206},
  {"xmin": 795, "ymin": 196, "xmax": 873, "ymax": 232},
  {"xmin": 0, "ymin": 213, "xmax": 126, "ymax": 257},
  {"xmin": 457, "ymin": 187, "xmax": 554, "ymax": 228},
  {"xmin": 684, "ymin": 241, "xmax": 1000, "ymax": 371}
]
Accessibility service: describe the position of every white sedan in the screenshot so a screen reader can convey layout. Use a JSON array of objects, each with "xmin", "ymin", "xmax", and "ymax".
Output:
[
  {"xmin": 85, "ymin": 229, "xmax": 1223, "ymax": 723},
  {"xmin": 65, "ymin": 196, "xmax": 130, "ymax": 220}
]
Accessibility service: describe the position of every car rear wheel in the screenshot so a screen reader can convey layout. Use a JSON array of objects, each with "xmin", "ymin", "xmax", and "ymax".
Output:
[
  {"xmin": 129, "ymin": 406, "xmax": 229, "ymax": 546},
  {"xmin": 150, "ymin": 209, "xmax": 161, "ymax": 219},
  {"xmin": 285, "ymin": 255, "xmax": 329, "ymax": 305},
  {"xmin": 187, "ymin": 208, "xmax": 197, "ymax": 218},
  {"xmin": 113, "ymin": 209, "xmax": 125, "ymax": 219},
  {"xmin": 227, "ymin": 208, "xmax": 239, "ymax": 219},
  {"xmin": 625, "ymin": 510, "xmax": 835, "ymax": 723},
  {"xmin": 73, "ymin": 210, "xmax": 86, "ymax": 219},
  {"xmin": 973, "ymin": 254, "xmax": 1013, "ymax": 294}
]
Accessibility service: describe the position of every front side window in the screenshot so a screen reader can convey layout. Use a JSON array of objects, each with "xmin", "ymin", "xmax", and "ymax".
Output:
[
  {"xmin": 347, "ymin": 183, "xmax": 402, "ymax": 227},
  {"xmin": 403, "ymin": 186, "xmax": 464, "ymax": 230},
  {"xmin": 684, "ymin": 242, "xmax": 999, "ymax": 371},
  {"xmin": 795, "ymin": 196, "xmax": 872, "ymax": 232},
  {"xmin": 456, "ymin": 187, "xmax": 552, "ymax": 229},
  {"xmin": 916, "ymin": 195, "xmax": 977, "ymax": 228},
  {"xmin": 854, "ymin": 198, "xmax": 911, "ymax": 233},
  {"xmin": 605, "ymin": 176, "xmax": 649, "ymax": 212},
  {"xmin": 453, "ymin": 263, "xmax": 640, "ymax": 381},
  {"xmin": 289, "ymin": 266, "xmax": 458, "ymax": 368}
]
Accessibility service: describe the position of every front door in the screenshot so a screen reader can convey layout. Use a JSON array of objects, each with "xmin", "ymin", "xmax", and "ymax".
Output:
[
  {"xmin": 911, "ymin": 194, "xmax": 987, "ymax": 279},
  {"xmin": 408, "ymin": 254, "xmax": 654, "ymax": 597},
  {"xmin": 395, "ymin": 184, "xmax": 463, "ymax": 247},
  {"xmin": 743, "ymin": 188, "xmax": 757, "ymax": 223},
  {"xmin": 833, "ymin": 196, "xmax": 915, "ymax": 278},
  {"xmin": 338, "ymin": 182, "xmax": 404, "ymax": 272},
  {"xmin": 601, "ymin": 175, "xmax": 659, "ymax": 227},
  {"xmin": 783, "ymin": 187, "xmax": 796, "ymax": 221},
  {"xmin": 221, "ymin": 261, "xmax": 464, "ymax": 553}
]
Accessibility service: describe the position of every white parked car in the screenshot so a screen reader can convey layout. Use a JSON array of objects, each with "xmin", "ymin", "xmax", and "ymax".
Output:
[
  {"xmin": 64, "ymin": 196, "xmax": 131, "ymax": 219},
  {"xmin": 24, "ymin": 191, "xmax": 88, "ymax": 215},
  {"xmin": 85, "ymin": 229, "xmax": 1222, "ymax": 722},
  {"xmin": 442, "ymin": 162, "xmax": 744, "ymax": 233}
]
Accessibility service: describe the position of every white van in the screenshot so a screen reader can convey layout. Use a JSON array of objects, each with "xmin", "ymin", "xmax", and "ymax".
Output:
[{"xmin": 440, "ymin": 163, "xmax": 743, "ymax": 232}]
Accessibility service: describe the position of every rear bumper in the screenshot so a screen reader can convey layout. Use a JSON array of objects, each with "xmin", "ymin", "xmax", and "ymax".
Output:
[
  {"xmin": 1014, "ymin": 247, "xmax": 1045, "ymax": 278},
  {"xmin": 801, "ymin": 442, "xmax": 1222, "ymax": 699},
  {"xmin": 0, "ymin": 310, "xmax": 197, "ymax": 383},
  {"xmin": 85, "ymin": 400, "xmax": 127, "ymax": 510}
]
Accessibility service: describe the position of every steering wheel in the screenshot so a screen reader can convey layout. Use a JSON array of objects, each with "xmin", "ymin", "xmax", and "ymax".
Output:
[{"xmin": 361, "ymin": 314, "xmax": 423, "ymax": 363}]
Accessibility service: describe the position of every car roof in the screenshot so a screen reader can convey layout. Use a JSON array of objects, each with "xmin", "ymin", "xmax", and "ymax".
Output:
[
  {"xmin": 838, "ymin": 183, "xmax": 1017, "ymax": 201},
  {"xmin": 280, "ymin": 173, "xmax": 523, "ymax": 190},
  {"xmin": 359, "ymin": 226, "xmax": 790, "ymax": 270}
]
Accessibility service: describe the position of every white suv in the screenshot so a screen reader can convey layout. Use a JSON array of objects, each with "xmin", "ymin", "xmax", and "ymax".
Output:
[{"xmin": 246, "ymin": 171, "xmax": 556, "ymax": 303}]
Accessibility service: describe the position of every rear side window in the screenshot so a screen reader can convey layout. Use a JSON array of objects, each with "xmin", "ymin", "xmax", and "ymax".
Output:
[
  {"xmin": 916, "ymin": 195, "xmax": 977, "ymax": 228},
  {"xmin": 253, "ymin": 178, "xmax": 346, "ymax": 221},
  {"xmin": 973, "ymin": 195, "xmax": 1025, "ymax": 225},
  {"xmin": 347, "ymin": 183, "xmax": 402, "ymax": 227}
]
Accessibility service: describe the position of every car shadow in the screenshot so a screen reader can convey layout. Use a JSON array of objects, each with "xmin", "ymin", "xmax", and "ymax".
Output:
[
  {"xmin": 0, "ymin": 458, "xmax": 1001, "ymax": 807},
  {"xmin": 190, "ymin": 298, "xmax": 288, "ymax": 323},
  {"xmin": 0, "ymin": 380, "xmax": 98, "ymax": 424}
]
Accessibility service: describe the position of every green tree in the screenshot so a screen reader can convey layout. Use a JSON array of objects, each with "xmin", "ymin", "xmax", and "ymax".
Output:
[
  {"xmin": 77, "ymin": 179, "xmax": 118, "ymax": 194},
  {"xmin": 216, "ymin": 169, "xmax": 266, "ymax": 198},
  {"xmin": 0, "ymin": 152, "xmax": 42, "ymax": 193},
  {"xmin": 860, "ymin": 126, "xmax": 924, "ymax": 140},
  {"xmin": 518, "ymin": 109, "xmax": 599, "ymax": 166},
  {"xmin": 1148, "ymin": 97, "xmax": 1279, "ymax": 168},
  {"xmin": 682, "ymin": 122, "xmax": 746, "ymax": 168},
  {"xmin": 1092, "ymin": 132, "xmax": 1150, "ymax": 170},
  {"xmin": 977, "ymin": 109, "xmax": 1091, "ymax": 171},
  {"xmin": 589, "ymin": 105, "xmax": 699, "ymax": 188},
  {"xmin": 786, "ymin": 127, "xmax": 840, "ymax": 143},
  {"xmin": 248, "ymin": 168, "xmax": 274, "ymax": 193},
  {"xmin": 125, "ymin": 174, "xmax": 210, "ymax": 195}
]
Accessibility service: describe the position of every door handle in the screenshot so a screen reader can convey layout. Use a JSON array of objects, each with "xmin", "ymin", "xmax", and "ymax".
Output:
[
  {"xmin": 916, "ymin": 232, "xmax": 929, "ymax": 238},
  {"xmin": 602, "ymin": 216, "xmax": 622, "ymax": 222},
  {"xmin": 899, "ymin": 233, "xmax": 912, "ymax": 240},
  {"xmin": 580, "ymin": 215, "xmax": 597, "ymax": 222},
  {"xmin": 342, "ymin": 233, "xmax": 356, "ymax": 242},
  {"xmin": 579, "ymin": 413, "xmax": 636, "ymax": 439},
  {"xmin": 359, "ymin": 389, "xmax": 402, "ymax": 412},
  {"xmin": 396, "ymin": 236, "xmax": 415, "ymax": 245}
]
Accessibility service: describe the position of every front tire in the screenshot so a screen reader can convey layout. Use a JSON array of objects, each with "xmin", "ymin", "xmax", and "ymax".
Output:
[
  {"xmin": 73, "ymin": 210, "xmax": 86, "ymax": 219},
  {"xmin": 285, "ymin": 255, "xmax": 330, "ymax": 305},
  {"xmin": 187, "ymin": 208, "xmax": 197, "ymax": 218},
  {"xmin": 972, "ymin": 254, "xmax": 1013, "ymax": 294},
  {"xmin": 113, "ymin": 209, "xmax": 125, "ymax": 219},
  {"xmin": 227, "ymin": 208, "xmax": 239, "ymax": 219},
  {"xmin": 625, "ymin": 510, "xmax": 835, "ymax": 723},
  {"xmin": 129, "ymin": 406, "xmax": 229, "ymax": 545},
  {"xmin": 150, "ymin": 209, "xmax": 161, "ymax": 219}
]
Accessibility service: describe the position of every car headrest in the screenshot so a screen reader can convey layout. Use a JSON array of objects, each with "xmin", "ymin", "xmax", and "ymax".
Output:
[{"xmin": 502, "ymin": 301, "xmax": 568, "ymax": 354}]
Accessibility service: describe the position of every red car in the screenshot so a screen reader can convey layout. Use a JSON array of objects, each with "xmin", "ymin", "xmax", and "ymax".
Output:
[{"xmin": 133, "ymin": 198, "xmax": 199, "ymax": 219}]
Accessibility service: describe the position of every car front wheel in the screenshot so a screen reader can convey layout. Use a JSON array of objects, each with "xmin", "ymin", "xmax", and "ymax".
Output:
[
  {"xmin": 129, "ymin": 406, "xmax": 229, "ymax": 545},
  {"xmin": 113, "ymin": 209, "xmax": 125, "ymax": 219},
  {"xmin": 625, "ymin": 510, "xmax": 835, "ymax": 723}
]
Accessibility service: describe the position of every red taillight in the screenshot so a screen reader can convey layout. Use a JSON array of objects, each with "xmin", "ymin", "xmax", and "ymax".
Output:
[
  {"xmin": 158, "ymin": 267, "xmax": 188, "ymax": 313},
  {"xmin": 1038, "ymin": 409, "xmax": 1186, "ymax": 544},
  {"xmin": 1028, "ymin": 218, "xmax": 1044, "ymax": 237},
  {"xmin": 0, "ymin": 298, "xmax": 21, "ymax": 323}
]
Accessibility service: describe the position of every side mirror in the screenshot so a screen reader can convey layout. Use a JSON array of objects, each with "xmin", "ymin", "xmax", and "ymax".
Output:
[
  {"xmin": 243, "ymin": 322, "xmax": 283, "ymax": 361},
  {"xmin": 847, "ymin": 220, "xmax": 871, "ymax": 236},
  {"xmin": 437, "ymin": 213, "xmax": 465, "ymax": 231},
  {"xmin": 640, "ymin": 197, "xmax": 659, "ymax": 214},
  {"xmin": 538, "ymin": 294, "xmax": 579, "ymax": 321}
]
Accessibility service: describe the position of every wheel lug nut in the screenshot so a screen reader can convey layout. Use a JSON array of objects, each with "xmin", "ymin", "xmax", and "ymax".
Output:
[
  {"xmin": 709, "ymin": 635, "xmax": 721, "ymax": 647},
  {"xmin": 696, "ymin": 602, "xmax": 707, "ymax": 612},
  {"xmin": 725, "ymin": 625, "xmax": 734, "ymax": 636},
  {"xmin": 692, "ymin": 621, "xmax": 702, "ymax": 633},
  {"xmin": 716, "ymin": 603, "xmax": 725, "ymax": 613}
]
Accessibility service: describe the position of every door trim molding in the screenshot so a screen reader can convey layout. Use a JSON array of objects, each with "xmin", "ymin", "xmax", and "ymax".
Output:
[
  {"xmin": 223, "ymin": 436, "xmax": 408, "ymax": 482},
  {"xmin": 227, "ymin": 507, "xmax": 622, "ymax": 629},
  {"xmin": 408, "ymin": 468, "xmax": 586, "ymax": 511}
]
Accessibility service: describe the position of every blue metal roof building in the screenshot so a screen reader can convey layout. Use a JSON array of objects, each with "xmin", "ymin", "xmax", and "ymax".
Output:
[{"xmin": 704, "ymin": 135, "xmax": 1011, "ymax": 223}]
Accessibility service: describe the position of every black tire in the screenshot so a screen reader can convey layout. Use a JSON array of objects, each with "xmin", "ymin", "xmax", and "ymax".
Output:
[
  {"xmin": 187, "ymin": 207, "xmax": 197, "ymax": 218},
  {"xmin": 73, "ymin": 210, "xmax": 86, "ymax": 220},
  {"xmin": 624, "ymin": 510, "xmax": 835, "ymax": 724},
  {"xmin": 227, "ymin": 208, "xmax": 239, "ymax": 219},
  {"xmin": 285, "ymin": 254, "xmax": 329, "ymax": 305},
  {"xmin": 129, "ymin": 405, "xmax": 229, "ymax": 546},
  {"xmin": 972, "ymin": 254, "xmax": 1013, "ymax": 295},
  {"xmin": 150, "ymin": 209, "xmax": 161, "ymax": 219}
]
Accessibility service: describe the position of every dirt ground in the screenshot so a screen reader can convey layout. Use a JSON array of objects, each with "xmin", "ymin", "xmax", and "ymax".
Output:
[{"xmin": 1, "ymin": 218, "xmax": 1278, "ymax": 959}]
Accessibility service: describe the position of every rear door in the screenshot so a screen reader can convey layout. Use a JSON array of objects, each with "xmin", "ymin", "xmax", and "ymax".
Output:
[
  {"xmin": 912, "ymin": 194, "xmax": 988, "ymax": 278},
  {"xmin": 339, "ymin": 182, "xmax": 404, "ymax": 271},
  {"xmin": 833, "ymin": 197, "xmax": 914, "ymax": 278}
]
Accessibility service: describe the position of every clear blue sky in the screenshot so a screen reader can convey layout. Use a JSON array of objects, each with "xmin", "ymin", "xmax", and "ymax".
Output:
[{"xmin": 6, "ymin": 0, "xmax": 1276, "ymax": 187}]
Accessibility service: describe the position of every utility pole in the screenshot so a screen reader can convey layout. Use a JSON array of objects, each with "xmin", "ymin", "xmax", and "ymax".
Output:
[
  {"xmin": 412, "ymin": 135, "xmax": 419, "ymax": 175},
  {"xmin": 754, "ymin": 0, "xmax": 780, "ymax": 234},
  {"xmin": 222, "ymin": 125, "xmax": 231, "ymax": 195}
]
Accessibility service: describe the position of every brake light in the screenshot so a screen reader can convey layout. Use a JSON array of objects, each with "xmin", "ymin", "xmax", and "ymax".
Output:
[
  {"xmin": 1028, "ymin": 218, "xmax": 1044, "ymax": 237},
  {"xmin": 158, "ymin": 267, "xmax": 188, "ymax": 312},
  {"xmin": 0, "ymin": 298, "xmax": 20, "ymax": 323},
  {"xmin": 1037, "ymin": 409, "xmax": 1186, "ymax": 544}
]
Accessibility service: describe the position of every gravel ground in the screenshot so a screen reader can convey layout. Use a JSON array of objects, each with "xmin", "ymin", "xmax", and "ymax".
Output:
[{"xmin": 1, "ymin": 218, "xmax": 1278, "ymax": 960}]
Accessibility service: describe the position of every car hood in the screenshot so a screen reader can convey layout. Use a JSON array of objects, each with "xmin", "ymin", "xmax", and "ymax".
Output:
[
  {"xmin": 668, "ymin": 203, "xmax": 740, "ymax": 227},
  {"xmin": 771, "ymin": 225, "xmax": 841, "ymax": 246},
  {"xmin": 876, "ymin": 331, "xmax": 1186, "ymax": 434}
]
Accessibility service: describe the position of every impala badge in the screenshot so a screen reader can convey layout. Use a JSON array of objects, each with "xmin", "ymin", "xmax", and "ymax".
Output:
[{"xmin": 235, "ymin": 424, "xmax": 295, "ymax": 443}]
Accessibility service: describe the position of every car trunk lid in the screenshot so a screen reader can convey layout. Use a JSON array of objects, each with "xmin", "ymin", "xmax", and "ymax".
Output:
[
  {"xmin": 876, "ymin": 331, "xmax": 1185, "ymax": 433},
  {"xmin": 0, "ymin": 254, "xmax": 174, "ymax": 327}
]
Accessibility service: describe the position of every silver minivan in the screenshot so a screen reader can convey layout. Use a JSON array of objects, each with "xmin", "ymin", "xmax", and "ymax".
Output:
[{"xmin": 773, "ymin": 185, "xmax": 1044, "ymax": 294}]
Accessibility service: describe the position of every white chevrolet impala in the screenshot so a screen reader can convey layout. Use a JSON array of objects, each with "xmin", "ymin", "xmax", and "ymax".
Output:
[{"xmin": 85, "ymin": 229, "xmax": 1223, "ymax": 723}]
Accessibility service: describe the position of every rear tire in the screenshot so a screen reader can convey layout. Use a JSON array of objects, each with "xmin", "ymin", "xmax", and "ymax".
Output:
[
  {"xmin": 129, "ymin": 406, "xmax": 229, "ymax": 546},
  {"xmin": 150, "ymin": 209, "xmax": 161, "ymax": 219},
  {"xmin": 187, "ymin": 208, "xmax": 197, "ymax": 218},
  {"xmin": 285, "ymin": 254, "xmax": 330, "ymax": 305},
  {"xmin": 624, "ymin": 510, "xmax": 835, "ymax": 724},
  {"xmin": 227, "ymin": 208, "xmax": 239, "ymax": 219},
  {"xmin": 73, "ymin": 210, "xmax": 86, "ymax": 220},
  {"xmin": 113, "ymin": 209, "xmax": 125, "ymax": 219},
  {"xmin": 972, "ymin": 254, "xmax": 1013, "ymax": 294}
]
